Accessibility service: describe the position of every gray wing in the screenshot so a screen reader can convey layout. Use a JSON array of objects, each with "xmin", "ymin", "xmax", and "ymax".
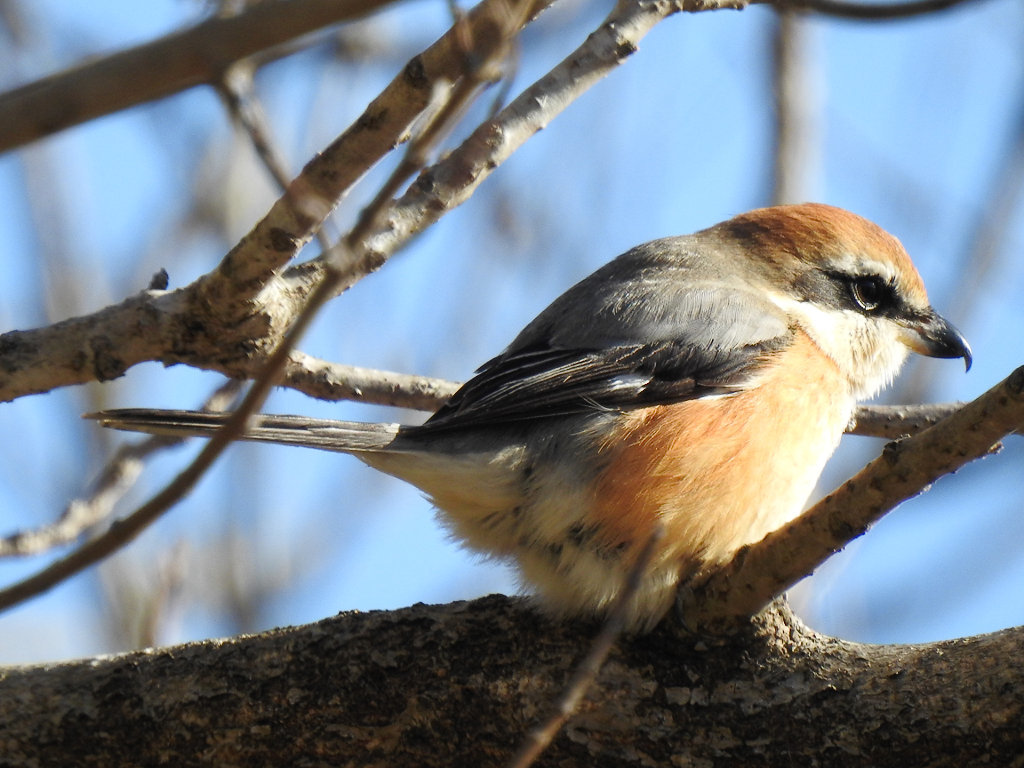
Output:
[{"xmin": 419, "ymin": 238, "xmax": 792, "ymax": 432}]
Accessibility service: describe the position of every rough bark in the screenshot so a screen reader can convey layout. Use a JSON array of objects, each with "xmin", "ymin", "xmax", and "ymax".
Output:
[{"xmin": 1, "ymin": 595, "xmax": 1020, "ymax": 767}]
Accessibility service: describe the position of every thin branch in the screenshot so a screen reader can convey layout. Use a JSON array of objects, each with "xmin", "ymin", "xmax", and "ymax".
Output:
[
  {"xmin": 204, "ymin": 0, "xmax": 556, "ymax": 303},
  {"xmin": 273, "ymin": 360, "xmax": 978, "ymax": 437},
  {"xmin": 217, "ymin": 62, "xmax": 335, "ymax": 253},
  {"xmin": 280, "ymin": 352, "xmax": 460, "ymax": 411},
  {"xmin": 770, "ymin": 8, "xmax": 819, "ymax": 205},
  {"xmin": 343, "ymin": 13, "xmax": 512, "ymax": 254},
  {"xmin": 683, "ymin": 365, "xmax": 1024, "ymax": 630},
  {"xmin": 313, "ymin": 0, "xmax": 752, "ymax": 295},
  {"xmin": 776, "ymin": 0, "xmax": 986, "ymax": 21},
  {"xmin": 848, "ymin": 402, "xmax": 966, "ymax": 438},
  {"xmin": 507, "ymin": 524, "xmax": 666, "ymax": 768},
  {"xmin": 0, "ymin": 381, "xmax": 242, "ymax": 558},
  {"xmin": 308, "ymin": 0, "xmax": 528, "ymax": 307},
  {"xmin": 0, "ymin": 0, "xmax": 404, "ymax": 153}
]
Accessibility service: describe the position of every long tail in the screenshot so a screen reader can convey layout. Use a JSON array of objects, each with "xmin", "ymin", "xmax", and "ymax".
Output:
[{"xmin": 87, "ymin": 409, "xmax": 402, "ymax": 454}]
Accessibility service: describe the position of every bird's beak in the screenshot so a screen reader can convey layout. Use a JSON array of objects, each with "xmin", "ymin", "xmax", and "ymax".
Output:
[{"xmin": 899, "ymin": 309, "xmax": 972, "ymax": 372}]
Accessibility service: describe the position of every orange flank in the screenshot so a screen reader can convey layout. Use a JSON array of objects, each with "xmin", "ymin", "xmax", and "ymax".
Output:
[{"xmin": 593, "ymin": 331, "xmax": 852, "ymax": 573}]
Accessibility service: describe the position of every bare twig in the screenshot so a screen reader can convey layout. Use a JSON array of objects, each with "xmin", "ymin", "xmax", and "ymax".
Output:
[
  {"xmin": 776, "ymin": 0, "xmax": 985, "ymax": 20},
  {"xmin": 205, "ymin": 0, "xmax": 555, "ymax": 301},
  {"xmin": 0, "ymin": 381, "xmax": 242, "ymax": 558},
  {"xmin": 682, "ymin": 365, "xmax": 1024, "ymax": 630},
  {"xmin": 311, "ymin": 0, "xmax": 739, "ymax": 294},
  {"xmin": 218, "ymin": 64, "xmax": 293, "ymax": 192},
  {"xmin": 217, "ymin": 62, "xmax": 335, "ymax": 253},
  {"xmin": 274, "ymin": 359, "xmax": 976, "ymax": 435},
  {"xmin": 507, "ymin": 524, "xmax": 666, "ymax": 768},
  {"xmin": 280, "ymin": 352, "xmax": 459, "ymax": 411},
  {"xmin": 1, "ymin": 440, "xmax": 168, "ymax": 557},
  {"xmin": 340, "ymin": 5, "xmax": 516, "ymax": 254}
]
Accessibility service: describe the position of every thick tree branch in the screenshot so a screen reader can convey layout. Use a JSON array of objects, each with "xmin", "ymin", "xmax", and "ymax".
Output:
[
  {"xmin": 0, "ymin": 0, "xmax": 403, "ymax": 153},
  {"xmin": 0, "ymin": 282, "xmax": 300, "ymax": 403},
  {"xmin": 2, "ymin": 596, "xmax": 1021, "ymax": 766}
]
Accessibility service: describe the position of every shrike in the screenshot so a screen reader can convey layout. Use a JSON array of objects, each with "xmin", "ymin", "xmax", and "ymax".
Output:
[{"xmin": 93, "ymin": 204, "xmax": 971, "ymax": 629}]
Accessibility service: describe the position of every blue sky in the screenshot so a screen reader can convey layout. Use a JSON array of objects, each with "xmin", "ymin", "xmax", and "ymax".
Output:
[{"xmin": 0, "ymin": 0, "xmax": 1021, "ymax": 662}]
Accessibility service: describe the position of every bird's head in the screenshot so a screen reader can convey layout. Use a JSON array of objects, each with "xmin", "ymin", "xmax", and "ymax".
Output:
[{"xmin": 712, "ymin": 203, "xmax": 971, "ymax": 400}]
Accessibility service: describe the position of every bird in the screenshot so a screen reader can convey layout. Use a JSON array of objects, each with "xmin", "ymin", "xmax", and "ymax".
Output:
[{"xmin": 92, "ymin": 203, "xmax": 971, "ymax": 630}]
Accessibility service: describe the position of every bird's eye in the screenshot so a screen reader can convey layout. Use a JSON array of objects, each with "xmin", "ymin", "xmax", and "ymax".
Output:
[{"xmin": 849, "ymin": 275, "xmax": 887, "ymax": 312}]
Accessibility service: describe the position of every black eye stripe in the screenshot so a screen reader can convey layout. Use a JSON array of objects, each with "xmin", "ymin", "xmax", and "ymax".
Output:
[
  {"xmin": 793, "ymin": 268, "xmax": 903, "ymax": 316},
  {"xmin": 814, "ymin": 269, "xmax": 899, "ymax": 314}
]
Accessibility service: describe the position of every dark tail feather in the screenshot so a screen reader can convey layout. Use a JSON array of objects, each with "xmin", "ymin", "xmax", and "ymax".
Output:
[{"xmin": 86, "ymin": 409, "xmax": 401, "ymax": 454}]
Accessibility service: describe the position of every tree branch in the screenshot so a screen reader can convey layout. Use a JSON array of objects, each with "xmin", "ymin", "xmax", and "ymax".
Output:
[
  {"xmin": 0, "ymin": 0, "xmax": 404, "ymax": 153},
  {"xmin": 2, "ymin": 596, "xmax": 1021, "ymax": 765},
  {"xmin": 848, "ymin": 402, "xmax": 965, "ymax": 438},
  {"xmin": 202, "ymin": 0, "xmax": 556, "ymax": 302},
  {"xmin": 770, "ymin": 8, "xmax": 819, "ymax": 205},
  {"xmin": 776, "ymin": 0, "xmax": 985, "ymax": 20},
  {"xmin": 280, "ymin": 351, "xmax": 460, "ymax": 410}
]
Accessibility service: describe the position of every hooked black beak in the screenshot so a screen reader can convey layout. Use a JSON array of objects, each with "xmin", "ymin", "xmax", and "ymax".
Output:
[{"xmin": 899, "ymin": 309, "xmax": 972, "ymax": 372}]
